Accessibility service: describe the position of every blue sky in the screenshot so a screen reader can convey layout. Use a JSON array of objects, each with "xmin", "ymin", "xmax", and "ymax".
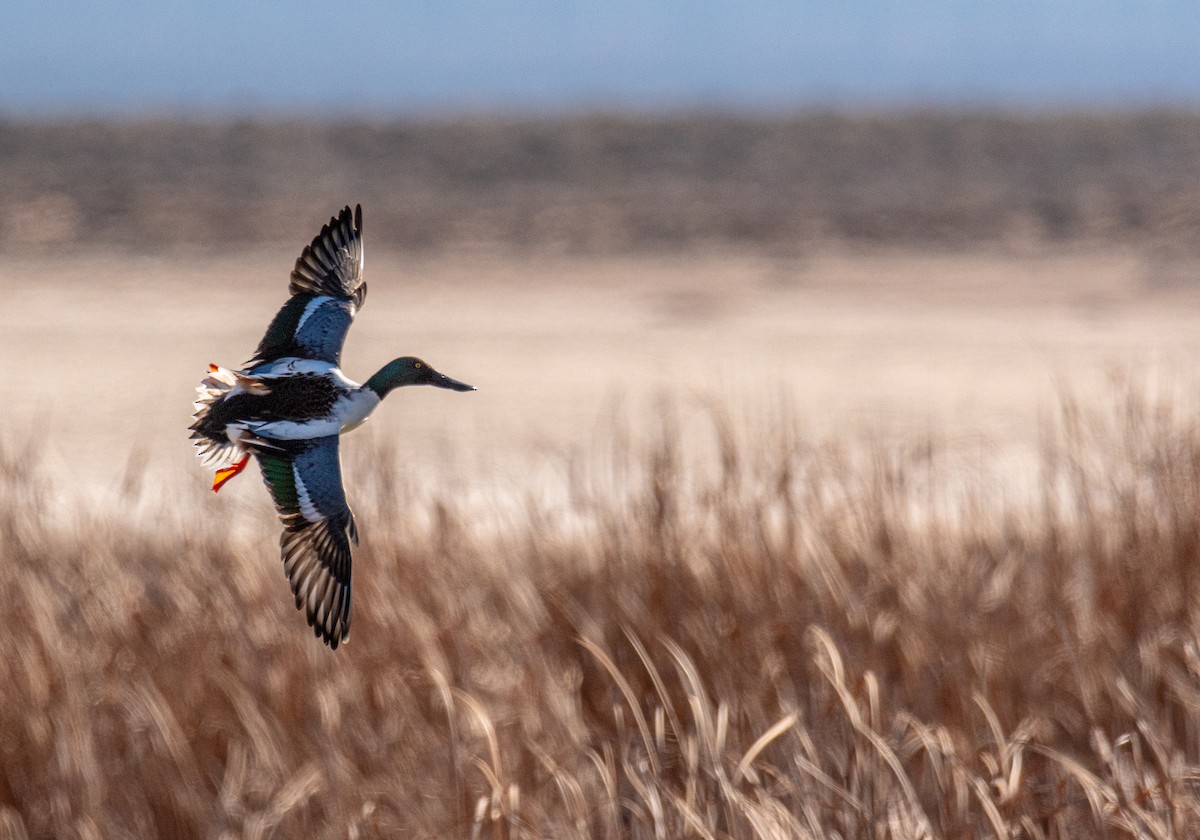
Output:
[{"xmin": 4, "ymin": 1, "xmax": 1198, "ymax": 115}]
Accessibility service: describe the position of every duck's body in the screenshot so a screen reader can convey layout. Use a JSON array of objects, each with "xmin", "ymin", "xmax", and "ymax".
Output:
[
  {"xmin": 191, "ymin": 205, "xmax": 474, "ymax": 649},
  {"xmin": 196, "ymin": 359, "xmax": 379, "ymax": 446}
]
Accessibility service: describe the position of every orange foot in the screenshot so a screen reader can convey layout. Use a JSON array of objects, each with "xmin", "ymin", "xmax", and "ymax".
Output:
[{"xmin": 212, "ymin": 455, "xmax": 250, "ymax": 493}]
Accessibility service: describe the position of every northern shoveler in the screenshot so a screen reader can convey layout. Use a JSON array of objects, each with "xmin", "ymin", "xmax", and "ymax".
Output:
[{"xmin": 190, "ymin": 205, "xmax": 474, "ymax": 649}]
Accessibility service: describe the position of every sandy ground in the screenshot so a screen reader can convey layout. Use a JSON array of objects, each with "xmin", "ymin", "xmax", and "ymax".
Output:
[{"xmin": 4, "ymin": 247, "xmax": 1200, "ymax": 493}]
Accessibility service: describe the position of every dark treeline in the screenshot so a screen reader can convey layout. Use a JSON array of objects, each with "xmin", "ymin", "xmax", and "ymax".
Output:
[{"xmin": 3, "ymin": 110, "xmax": 1199, "ymax": 254}]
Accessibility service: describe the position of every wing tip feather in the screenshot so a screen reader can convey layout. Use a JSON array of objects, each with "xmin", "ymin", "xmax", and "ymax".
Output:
[{"xmin": 287, "ymin": 203, "xmax": 366, "ymax": 302}]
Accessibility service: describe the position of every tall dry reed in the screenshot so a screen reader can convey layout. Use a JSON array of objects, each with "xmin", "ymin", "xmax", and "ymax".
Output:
[{"xmin": 3, "ymin": 389, "xmax": 1200, "ymax": 838}]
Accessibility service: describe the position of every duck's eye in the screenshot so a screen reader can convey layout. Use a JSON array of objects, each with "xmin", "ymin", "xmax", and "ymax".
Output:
[{"xmin": 414, "ymin": 362, "xmax": 423, "ymax": 369}]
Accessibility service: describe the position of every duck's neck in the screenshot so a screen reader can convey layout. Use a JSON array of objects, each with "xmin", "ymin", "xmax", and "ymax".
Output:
[{"xmin": 364, "ymin": 367, "xmax": 399, "ymax": 399}]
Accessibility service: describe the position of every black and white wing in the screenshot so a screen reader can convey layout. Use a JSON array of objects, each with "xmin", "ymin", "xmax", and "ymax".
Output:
[
  {"xmin": 248, "ymin": 205, "xmax": 367, "ymax": 368},
  {"xmin": 255, "ymin": 435, "xmax": 358, "ymax": 648}
]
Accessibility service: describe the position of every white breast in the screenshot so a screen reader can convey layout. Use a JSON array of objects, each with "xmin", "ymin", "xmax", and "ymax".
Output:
[{"xmin": 337, "ymin": 389, "xmax": 381, "ymax": 433}]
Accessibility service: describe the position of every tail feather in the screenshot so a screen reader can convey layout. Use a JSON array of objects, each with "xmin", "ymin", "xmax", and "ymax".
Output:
[{"xmin": 191, "ymin": 364, "xmax": 244, "ymax": 469}]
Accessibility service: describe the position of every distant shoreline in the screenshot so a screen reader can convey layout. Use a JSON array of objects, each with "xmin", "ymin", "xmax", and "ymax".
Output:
[{"xmin": 3, "ymin": 110, "xmax": 1200, "ymax": 255}]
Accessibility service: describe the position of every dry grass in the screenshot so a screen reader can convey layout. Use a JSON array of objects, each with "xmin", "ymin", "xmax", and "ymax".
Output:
[
  {"xmin": 4, "ymin": 386, "xmax": 1200, "ymax": 838},
  {"xmin": 7, "ymin": 109, "xmax": 1200, "ymax": 838}
]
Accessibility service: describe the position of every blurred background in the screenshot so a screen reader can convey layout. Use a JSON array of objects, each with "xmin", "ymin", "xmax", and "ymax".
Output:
[
  {"xmin": 3, "ymin": 1, "xmax": 1200, "ymax": 485},
  {"xmin": 9, "ymin": 5, "xmax": 1200, "ymax": 837}
]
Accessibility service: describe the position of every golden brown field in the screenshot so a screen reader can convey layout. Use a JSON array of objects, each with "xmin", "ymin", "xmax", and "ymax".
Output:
[{"xmin": 5, "ymin": 114, "xmax": 1200, "ymax": 837}]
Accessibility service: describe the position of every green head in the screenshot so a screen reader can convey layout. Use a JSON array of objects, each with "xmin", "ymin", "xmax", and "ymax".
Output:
[{"xmin": 365, "ymin": 357, "xmax": 476, "ymax": 398}]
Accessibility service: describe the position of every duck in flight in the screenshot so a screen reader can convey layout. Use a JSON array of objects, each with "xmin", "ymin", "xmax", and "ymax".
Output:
[{"xmin": 190, "ymin": 205, "xmax": 474, "ymax": 649}]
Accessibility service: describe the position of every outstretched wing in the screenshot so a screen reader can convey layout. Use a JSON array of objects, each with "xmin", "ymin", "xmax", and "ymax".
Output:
[
  {"xmin": 255, "ymin": 436, "xmax": 358, "ymax": 649},
  {"xmin": 248, "ymin": 205, "xmax": 367, "ymax": 368}
]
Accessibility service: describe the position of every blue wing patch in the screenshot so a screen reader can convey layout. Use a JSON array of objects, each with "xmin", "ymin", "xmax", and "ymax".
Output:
[
  {"xmin": 248, "ymin": 294, "xmax": 357, "ymax": 366},
  {"xmin": 292, "ymin": 296, "xmax": 356, "ymax": 365},
  {"xmin": 292, "ymin": 435, "xmax": 355, "ymax": 524}
]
